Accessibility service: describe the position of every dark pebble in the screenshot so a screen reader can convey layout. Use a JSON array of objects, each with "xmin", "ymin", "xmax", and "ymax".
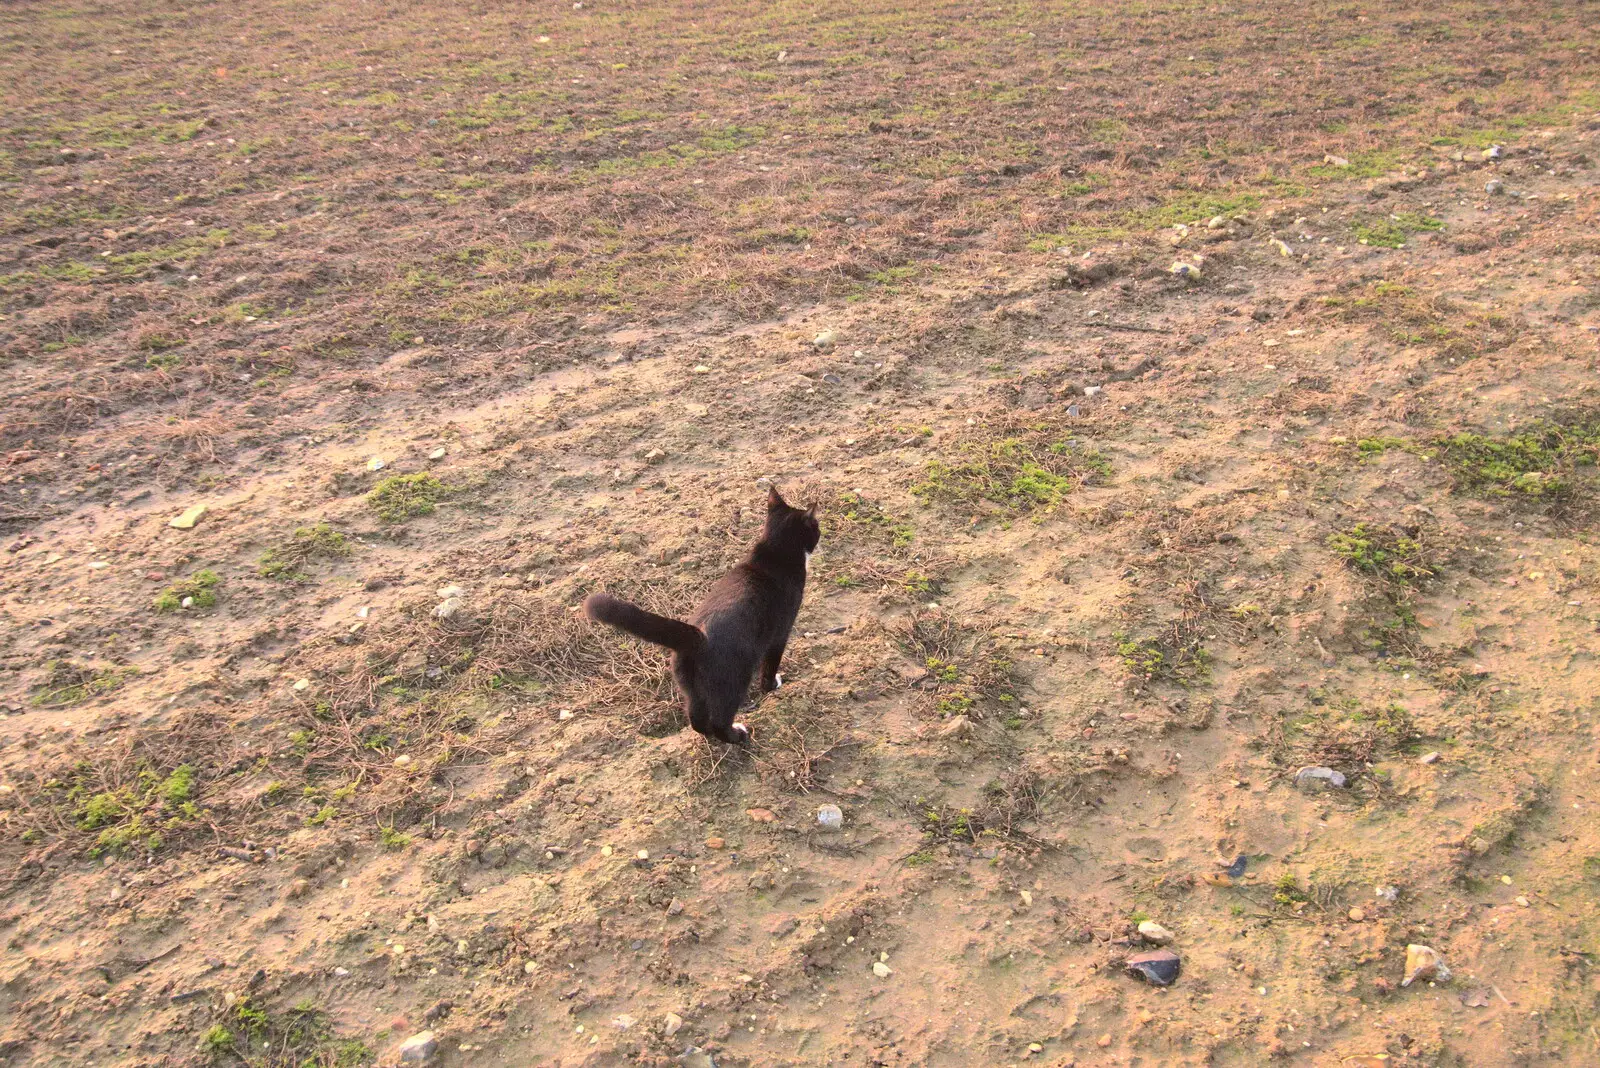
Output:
[
  {"xmin": 1125, "ymin": 949, "xmax": 1181, "ymax": 987},
  {"xmin": 1225, "ymin": 854, "xmax": 1248, "ymax": 878}
]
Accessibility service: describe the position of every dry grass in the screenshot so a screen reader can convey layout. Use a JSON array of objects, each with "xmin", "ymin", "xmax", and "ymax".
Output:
[
  {"xmin": 749, "ymin": 689, "xmax": 857, "ymax": 794},
  {"xmin": 906, "ymin": 766, "xmax": 1052, "ymax": 858},
  {"xmin": 2, "ymin": 709, "xmax": 238, "ymax": 877},
  {"xmin": 893, "ymin": 607, "xmax": 1019, "ymax": 722},
  {"xmin": 5, "ymin": 0, "xmax": 1590, "ymax": 477}
]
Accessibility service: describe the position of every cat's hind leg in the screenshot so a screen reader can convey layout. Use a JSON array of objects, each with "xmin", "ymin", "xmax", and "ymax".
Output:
[{"xmin": 689, "ymin": 696, "xmax": 751, "ymax": 747}]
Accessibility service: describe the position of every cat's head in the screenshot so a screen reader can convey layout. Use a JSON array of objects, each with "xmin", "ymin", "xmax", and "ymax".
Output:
[{"xmin": 766, "ymin": 486, "xmax": 821, "ymax": 554}]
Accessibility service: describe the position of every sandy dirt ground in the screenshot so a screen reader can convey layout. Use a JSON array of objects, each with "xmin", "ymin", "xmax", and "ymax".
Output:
[{"xmin": 2, "ymin": 1, "xmax": 1599, "ymax": 1065}]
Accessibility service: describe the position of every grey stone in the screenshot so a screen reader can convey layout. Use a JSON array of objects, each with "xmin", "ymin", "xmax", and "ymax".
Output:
[
  {"xmin": 1294, "ymin": 765, "xmax": 1346, "ymax": 790},
  {"xmin": 398, "ymin": 1031, "xmax": 437, "ymax": 1063}
]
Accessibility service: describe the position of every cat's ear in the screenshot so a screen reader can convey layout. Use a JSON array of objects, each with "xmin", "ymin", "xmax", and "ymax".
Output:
[
  {"xmin": 767, "ymin": 485, "xmax": 787, "ymax": 511},
  {"xmin": 805, "ymin": 504, "xmax": 817, "ymax": 517}
]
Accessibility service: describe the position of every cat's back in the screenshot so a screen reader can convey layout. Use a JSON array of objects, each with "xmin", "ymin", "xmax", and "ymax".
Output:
[{"xmin": 692, "ymin": 561, "xmax": 798, "ymax": 637}]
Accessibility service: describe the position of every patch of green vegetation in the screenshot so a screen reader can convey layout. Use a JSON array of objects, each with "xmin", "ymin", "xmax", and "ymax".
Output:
[
  {"xmin": 1307, "ymin": 147, "xmax": 1408, "ymax": 180},
  {"xmin": 897, "ymin": 149, "xmax": 977, "ymax": 180},
  {"xmin": 1087, "ymin": 117, "xmax": 1128, "ymax": 142},
  {"xmin": 743, "ymin": 225, "xmax": 810, "ymax": 247},
  {"xmin": 1352, "ymin": 212, "xmax": 1444, "ymax": 249},
  {"xmin": 50, "ymin": 261, "xmax": 95, "ymax": 282},
  {"xmin": 1433, "ymin": 417, "xmax": 1600, "ymax": 499},
  {"xmin": 258, "ymin": 522, "xmax": 352, "ymax": 579},
  {"xmin": 1126, "ymin": 190, "xmax": 1262, "ymax": 228},
  {"xmin": 1291, "ymin": 691, "xmax": 1423, "ymax": 773},
  {"xmin": 923, "ymin": 805, "xmax": 974, "ymax": 841},
  {"xmin": 928, "ymin": 652, "xmax": 985, "ymax": 716},
  {"xmin": 914, "ymin": 435, "xmax": 1109, "ymax": 513},
  {"xmin": 30, "ymin": 660, "xmax": 136, "ymax": 708},
  {"xmin": 105, "ymin": 229, "xmax": 229, "ymax": 275},
  {"xmin": 1115, "ymin": 631, "xmax": 1212, "ymax": 686},
  {"xmin": 77, "ymin": 791, "xmax": 125, "ymax": 830},
  {"xmin": 1328, "ymin": 524, "xmax": 1435, "ymax": 589},
  {"xmin": 154, "ymin": 569, "xmax": 220, "ymax": 612},
  {"xmin": 1326, "ymin": 522, "xmax": 1443, "ymax": 654},
  {"xmin": 219, "ymin": 998, "xmax": 371, "ymax": 1067},
  {"xmin": 837, "ymin": 491, "xmax": 914, "ymax": 548},
  {"xmin": 904, "ymin": 849, "xmax": 937, "ymax": 867},
  {"xmin": 911, "ymin": 775, "xmax": 1041, "ymax": 853},
  {"xmin": 159, "ymin": 118, "xmax": 208, "ymax": 143},
  {"xmin": 306, "ymin": 805, "xmax": 337, "ymax": 826},
  {"xmin": 201, "ymin": 1025, "xmax": 235, "ymax": 1057},
  {"xmin": 379, "ymin": 825, "xmax": 412, "ymax": 851},
  {"xmin": 895, "ymin": 611, "xmax": 1017, "ymax": 725},
  {"xmin": 1356, "ymin": 436, "xmax": 1408, "ymax": 457},
  {"xmin": 918, "ymin": 649, "xmax": 1015, "ymax": 722},
  {"xmin": 1273, "ymin": 872, "xmax": 1309, "ymax": 906},
  {"xmin": 1026, "ymin": 224, "xmax": 1133, "ymax": 252},
  {"xmin": 157, "ymin": 764, "xmax": 196, "ymax": 804},
  {"xmin": 367, "ymin": 473, "xmax": 448, "ymax": 521},
  {"xmin": 54, "ymin": 758, "xmax": 203, "ymax": 857},
  {"xmin": 868, "ymin": 264, "xmax": 919, "ymax": 289},
  {"xmin": 584, "ymin": 124, "xmax": 764, "ymax": 176},
  {"xmin": 42, "ymin": 334, "xmax": 86, "ymax": 353},
  {"xmin": 225, "ymin": 300, "xmax": 274, "ymax": 323},
  {"xmin": 1330, "ymin": 278, "xmax": 1520, "ymax": 360},
  {"xmin": 137, "ymin": 331, "xmax": 182, "ymax": 352},
  {"xmin": 1116, "ymin": 635, "xmax": 1167, "ymax": 679},
  {"xmin": 1056, "ymin": 174, "xmax": 1103, "ymax": 197}
]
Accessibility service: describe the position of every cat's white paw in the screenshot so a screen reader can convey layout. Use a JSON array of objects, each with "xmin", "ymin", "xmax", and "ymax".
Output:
[
  {"xmin": 773, "ymin": 673, "xmax": 784, "ymax": 689},
  {"xmin": 731, "ymin": 722, "xmax": 751, "ymax": 743}
]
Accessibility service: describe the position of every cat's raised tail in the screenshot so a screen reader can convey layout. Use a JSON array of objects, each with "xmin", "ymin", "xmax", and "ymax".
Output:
[{"xmin": 583, "ymin": 593, "xmax": 706, "ymax": 655}]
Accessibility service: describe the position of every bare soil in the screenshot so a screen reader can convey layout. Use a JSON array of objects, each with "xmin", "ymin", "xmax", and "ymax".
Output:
[{"xmin": 2, "ymin": 1, "xmax": 1599, "ymax": 1065}]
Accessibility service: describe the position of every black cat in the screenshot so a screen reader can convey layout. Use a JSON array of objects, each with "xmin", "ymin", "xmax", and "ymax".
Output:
[{"xmin": 584, "ymin": 487, "xmax": 820, "ymax": 745}]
